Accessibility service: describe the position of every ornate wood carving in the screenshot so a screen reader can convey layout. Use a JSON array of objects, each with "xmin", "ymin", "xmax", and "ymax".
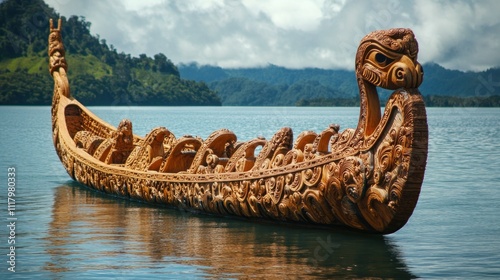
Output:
[{"xmin": 49, "ymin": 20, "xmax": 427, "ymax": 234}]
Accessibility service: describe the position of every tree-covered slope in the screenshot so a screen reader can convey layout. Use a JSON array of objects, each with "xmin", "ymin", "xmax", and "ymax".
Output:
[{"xmin": 0, "ymin": 0, "xmax": 221, "ymax": 105}]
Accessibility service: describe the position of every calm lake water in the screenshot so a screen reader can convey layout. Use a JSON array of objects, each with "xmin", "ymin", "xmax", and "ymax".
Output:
[{"xmin": 1, "ymin": 106, "xmax": 499, "ymax": 279}]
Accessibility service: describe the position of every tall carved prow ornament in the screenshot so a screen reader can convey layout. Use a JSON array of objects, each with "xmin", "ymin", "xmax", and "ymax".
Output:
[
  {"xmin": 355, "ymin": 28, "xmax": 423, "ymax": 136},
  {"xmin": 49, "ymin": 18, "xmax": 70, "ymax": 98}
]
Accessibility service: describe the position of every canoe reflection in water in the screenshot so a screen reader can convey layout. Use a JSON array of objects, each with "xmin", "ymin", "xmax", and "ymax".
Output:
[{"xmin": 45, "ymin": 182, "xmax": 417, "ymax": 278}]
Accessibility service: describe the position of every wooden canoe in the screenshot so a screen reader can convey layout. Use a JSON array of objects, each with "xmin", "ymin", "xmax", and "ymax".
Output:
[{"xmin": 49, "ymin": 19, "xmax": 427, "ymax": 234}]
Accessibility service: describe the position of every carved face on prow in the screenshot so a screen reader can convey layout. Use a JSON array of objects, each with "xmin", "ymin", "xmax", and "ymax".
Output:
[{"xmin": 356, "ymin": 28, "xmax": 423, "ymax": 89}]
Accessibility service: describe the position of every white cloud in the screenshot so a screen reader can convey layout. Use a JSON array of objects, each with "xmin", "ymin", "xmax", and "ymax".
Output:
[
  {"xmin": 241, "ymin": 0, "xmax": 324, "ymax": 31},
  {"xmin": 121, "ymin": 0, "xmax": 163, "ymax": 11},
  {"xmin": 413, "ymin": 0, "xmax": 500, "ymax": 71},
  {"xmin": 45, "ymin": 0, "xmax": 500, "ymax": 71}
]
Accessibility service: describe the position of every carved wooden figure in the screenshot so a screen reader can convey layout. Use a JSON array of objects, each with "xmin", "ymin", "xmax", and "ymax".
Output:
[{"xmin": 49, "ymin": 18, "xmax": 427, "ymax": 234}]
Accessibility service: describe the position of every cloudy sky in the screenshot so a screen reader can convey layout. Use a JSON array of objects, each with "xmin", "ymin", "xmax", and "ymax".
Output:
[{"xmin": 44, "ymin": 0, "xmax": 500, "ymax": 71}]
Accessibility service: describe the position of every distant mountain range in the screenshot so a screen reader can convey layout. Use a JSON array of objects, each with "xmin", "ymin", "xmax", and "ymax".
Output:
[
  {"xmin": 178, "ymin": 63, "xmax": 500, "ymax": 106},
  {"xmin": 1, "ymin": 0, "xmax": 499, "ymax": 106}
]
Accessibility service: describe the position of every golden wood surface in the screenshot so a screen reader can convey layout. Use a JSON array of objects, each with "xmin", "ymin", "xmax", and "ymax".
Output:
[{"xmin": 49, "ymin": 19, "xmax": 428, "ymax": 234}]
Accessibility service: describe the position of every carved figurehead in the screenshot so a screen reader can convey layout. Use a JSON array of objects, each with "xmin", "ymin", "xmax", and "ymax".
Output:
[{"xmin": 355, "ymin": 28, "xmax": 423, "ymax": 136}]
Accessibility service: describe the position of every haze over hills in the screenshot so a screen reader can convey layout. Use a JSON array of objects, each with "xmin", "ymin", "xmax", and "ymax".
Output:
[{"xmin": 1, "ymin": 0, "xmax": 499, "ymax": 106}]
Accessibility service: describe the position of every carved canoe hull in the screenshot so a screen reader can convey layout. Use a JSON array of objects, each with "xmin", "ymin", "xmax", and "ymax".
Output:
[{"xmin": 49, "ymin": 19, "xmax": 428, "ymax": 234}]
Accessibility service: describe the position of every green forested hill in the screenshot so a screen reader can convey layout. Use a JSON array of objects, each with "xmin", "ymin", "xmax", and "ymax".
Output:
[{"xmin": 0, "ymin": 0, "xmax": 221, "ymax": 105}]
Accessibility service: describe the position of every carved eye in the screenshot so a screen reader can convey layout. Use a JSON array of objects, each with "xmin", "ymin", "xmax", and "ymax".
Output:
[
  {"xmin": 369, "ymin": 51, "xmax": 394, "ymax": 67},
  {"xmin": 375, "ymin": 53, "xmax": 387, "ymax": 63}
]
